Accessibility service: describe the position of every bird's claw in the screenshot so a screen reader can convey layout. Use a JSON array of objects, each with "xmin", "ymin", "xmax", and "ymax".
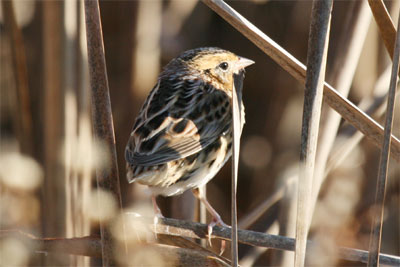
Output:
[
  {"xmin": 207, "ymin": 219, "xmax": 217, "ymax": 247},
  {"xmin": 207, "ymin": 216, "xmax": 230, "ymax": 255}
]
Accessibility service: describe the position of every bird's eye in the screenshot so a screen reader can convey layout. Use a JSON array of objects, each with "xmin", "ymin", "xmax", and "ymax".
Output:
[{"xmin": 219, "ymin": 62, "xmax": 229, "ymax": 71}]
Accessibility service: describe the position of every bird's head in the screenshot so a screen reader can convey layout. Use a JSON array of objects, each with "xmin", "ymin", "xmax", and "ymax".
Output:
[{"xmin": 166, "ymin": 47, "xmax": 254, "ymax": 93}]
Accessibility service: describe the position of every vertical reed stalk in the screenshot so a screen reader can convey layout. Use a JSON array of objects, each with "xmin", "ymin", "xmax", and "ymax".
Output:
[
  {"xmin": 295, "ymin": 1, "xmax": 333, "ymax": 266},
  {"xmin": 84, "ymin": 0, "xmax": 126, "ymax": 264}
]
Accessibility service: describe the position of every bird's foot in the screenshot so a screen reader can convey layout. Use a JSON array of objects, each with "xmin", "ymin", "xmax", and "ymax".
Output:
[{"xmin": 207, "ymin": 215, "xmax": 230, "ymax": 255}]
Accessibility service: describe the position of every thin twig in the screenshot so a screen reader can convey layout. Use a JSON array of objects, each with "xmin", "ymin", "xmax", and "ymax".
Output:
[
  {"xmin": 201, "ymin": 0, "xmax": 400, "ymax": 162},
  {"xmin": 83, "ymin": 1, "xmax": 126, "ymax": 265},
  {"xmin": 296, "ymin": 1, "xmax": 333, "ymax": 266},
  {"xmin": 367, "ymin": 12, "xmax": 400, "ymax": 267}
]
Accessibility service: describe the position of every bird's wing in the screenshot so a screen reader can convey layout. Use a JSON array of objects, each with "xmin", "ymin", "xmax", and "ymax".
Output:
[{"xmin": 125, "ymin": 77, "xmax": 231, "ymax": 167}]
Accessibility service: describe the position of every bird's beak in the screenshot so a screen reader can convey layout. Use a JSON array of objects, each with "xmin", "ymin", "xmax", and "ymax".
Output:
[{"xmin": 235, "ymin": 56, "xmax": 255, "ymax": 71}]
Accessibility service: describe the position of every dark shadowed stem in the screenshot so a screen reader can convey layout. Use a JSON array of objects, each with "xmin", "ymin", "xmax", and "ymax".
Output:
[
  {"xmin": 296, "ymin": 1, "xmax": 333, "ymax": 266},
  {"xmin": 1, "ymin": 0, "xmax": 33, "ymax": 156},
  {"xmin": 201, "ymin": 0, "xmax": 400, "ymax": 163},
  {"xmin": 83, "ymin": 1, "xmax": 126, "ymax": 265},
  {"xmin": 42, "ymin": 3, "xmax": 65, "ymax": 266},
  {"xmin": 367, "ymin": 13, "xmax": 400, "ymax": 267}
]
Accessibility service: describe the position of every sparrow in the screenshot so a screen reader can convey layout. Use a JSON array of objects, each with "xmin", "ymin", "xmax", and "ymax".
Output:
[{"xmin": 125, "ymin": 47, "xmax": 254, "ymax": 235}]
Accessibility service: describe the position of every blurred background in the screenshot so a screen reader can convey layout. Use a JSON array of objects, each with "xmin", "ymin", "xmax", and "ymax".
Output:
[{"xmin": 0, "ymin": 0, "xmax": 399, "ymax": 266}]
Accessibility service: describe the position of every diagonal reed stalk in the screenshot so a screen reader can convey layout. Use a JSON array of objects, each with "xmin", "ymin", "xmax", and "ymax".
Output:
[{"xmin": 201, "ymin": 0, "xmax": 400, "ymax": 163}]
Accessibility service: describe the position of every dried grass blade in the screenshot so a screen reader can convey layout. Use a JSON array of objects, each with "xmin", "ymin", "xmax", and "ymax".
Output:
[{"xmin": 230, "ymin": 71, "xmax": 244, "ymax": 267}]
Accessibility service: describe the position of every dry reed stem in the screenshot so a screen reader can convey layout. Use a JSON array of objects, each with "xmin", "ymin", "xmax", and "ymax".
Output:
[
  {"xmin": 296, "ymin": 1, "xmax": 333, "ymax": 266},
  {"xmin": 367, "ymin": 13, "xmax": 400, "ymax": 267},
  {"xmin": 0, "ymin": 230, "xmax": 230, "ymax": 266},
  {"xmin": 153, "ymin": 218, "xmax": 399, "ymax": 265},
  {"xmin": 155, "ymin": 218, "xmax": 400, "ymax": 266},
  {"xmin": 83, "ymin": 1, "xmax": 126, "ymax": 265},
  {"xmin": 3, "ymin": 219, "xmax": 400, "ymax": 266},
  {"xmin": 201, "ymin": 0, "xmax": 400, "ymax": 163}
]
